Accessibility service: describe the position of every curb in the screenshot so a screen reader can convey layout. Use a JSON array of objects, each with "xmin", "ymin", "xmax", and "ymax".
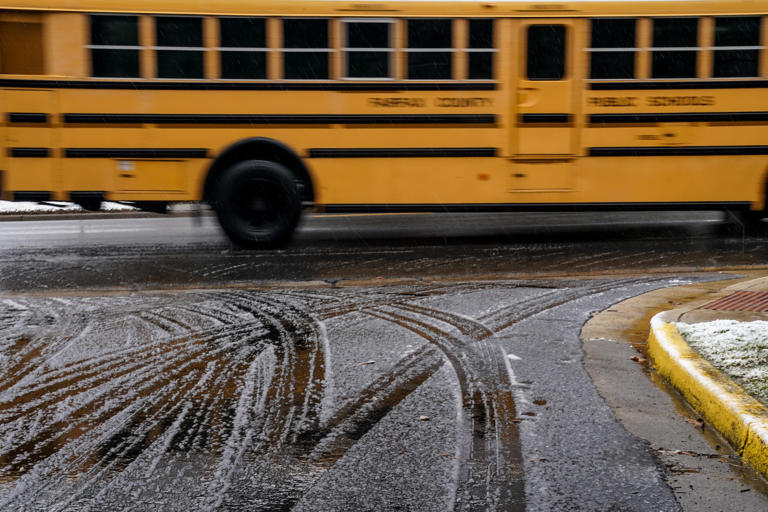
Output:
[{"xmin": 648, "ymin": 313, "xmax": 768, "ymax": 478}]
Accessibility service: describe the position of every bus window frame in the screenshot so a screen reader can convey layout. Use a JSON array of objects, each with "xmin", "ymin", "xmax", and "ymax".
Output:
[
  {"xmin": 153, "ymin": 14, "xmax": 207, "ymax": 80},
  {"xmin": 281, "ymin": 17, "xmax": 333, "ymax": 81},
  {"xmin": 711, "ymin": 15, "xmax": 763, "ymax": 78},
  {"xmin": 405, "ymin": 18, "xmax": 456, "ymax": 81},
  {"xmin": 586, "ymin": 17, "xmax": 639, "ymax": 81},
  {"xmin": 217, "ymin": 16, "xmax": 270, "ymax": 81},
  {"xmin": 341, "ymin": 18, "xmax": 395, "ymax": 81},
  {"xmin": 649, "ymin": 16, "xmax": 701, "ymax": 79},
  {"xmin": 87, "ymin": 13, "xmax": 142, "ymax": 79},
  {"xmin": 465, "ymin": 18, "xmax": 497, "ymax": 81}
]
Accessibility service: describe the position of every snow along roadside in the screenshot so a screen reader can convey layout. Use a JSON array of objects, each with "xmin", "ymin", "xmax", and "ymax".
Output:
[
  {"xmin": 0, "ymin": 200, "xmax": 136, "ymax": 214},
  {"xmin": 648, "ymin": 314, "xmax": 768, "ymax": 479},
  {"xmin": 675, "ymin": 320, "xmax": 768, "ymax": 409}
]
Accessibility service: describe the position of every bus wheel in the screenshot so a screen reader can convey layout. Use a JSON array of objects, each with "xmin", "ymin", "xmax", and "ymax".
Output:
[
  {"xmin": 725, "ymin": 210, "xmax": 768, "ymax": 235},
  {"xmin": 213, "ymin": 160, "xmax": 301, "ymax": 249},
  {"xmin": 75, "ymin": 198, "xmax": 101, "ymax": 211}
]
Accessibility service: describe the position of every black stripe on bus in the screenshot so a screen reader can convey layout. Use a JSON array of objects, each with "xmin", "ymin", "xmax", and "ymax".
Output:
[
  {"xmin": 590, "ymin": 80, "xmax": 768, "ymax": 90},
  {"xmin": 590, "ymin": 112, "xmax": 768, "ymax": 124},
  {"xmin": 9, "ymin": 147, "xmax": 50, "ymax": 157},
  {"xmin": 8, "ymin": 113, "xmax": 48, "ymax": 123},
  {"xmin": 65, "ymin": 148, "xmax": 208, "ymax": 158},
  {"xmin": 309, "ymin": 148, "xmax": 496, "ymax": 158},
  {"xmin": 589, "ymin": 146, "xmax": 768, "ymax": 157},
  {"xmin": 323, "ymin": 201, "xmax": 751, "ymax": 214},
  {"xmin": 0, "ymin": 78, "xmax": 497, "ymax": 92},
  {"xmin": 63, "ymin": 114, "xmax": 496, "ymax": 125},
  {"xmin": 520, "ymin": 114, "xmax": 571, "ymax": 124},
  {"xmin": 14, "ymin": 191, "xmax": 52, "ymax": 202}
]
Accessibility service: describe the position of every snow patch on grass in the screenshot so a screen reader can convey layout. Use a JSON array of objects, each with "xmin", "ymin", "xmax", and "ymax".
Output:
[
  {"xmin": 0, "ymin": 200, "xmax": 136, "ymax": 213},
  {"xmin": 675, "ymin": 320, "xmax": 768, "ymax": 408}
]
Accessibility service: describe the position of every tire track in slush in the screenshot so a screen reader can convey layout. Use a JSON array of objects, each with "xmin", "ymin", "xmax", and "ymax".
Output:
[
  {"xmin": 202, "ymin": 293, "xmax": 330, "ymax": 511},
  {"xmin": 0, "ymin": 291, "xmax": 344, "ymax": 511},
  {"xmin": 0, "ymin": 280, "xmax": 653, "ymax": 510},
  {"xmin": 1, "ymin": 331, "xmax": 249, "ymax": 487},
  {"xmin": 364, "ymin": 306, "xmax": 524, "ymax": 511},
  {"xmin": 205, "ymin": 292, "xmax": 452, "ymax": 510},
  {"xmin": 0, "ymin": 297, "xmax": 200, "ymax": 399},
  {"xmin": 0, "ymin": 296, "xmax": 286, "ymax": 509},
  {"xmin": 124, "ymin": 306, "xmax": 318, "ymax": 510},
  {"xmin": 0, "ymin": 291, "xmax": 445, "ymax": 510},
  {"xmin": 480, "ymin": 277, "xmax": 657, "ymax": 332},
  {"xmin": 304, "ymin": 344, "xmax": 445, "ymax": 465},
  {"xmin": 357, "ymin": 278, "xmax": 658, "ymax": 510},
  {"xmin": 0, "ymin": 321, "xmax": 261, "ymax": 432},
  {"xmin": 0, "ymin": 298, "xmax": 89, "ymax": 396}
]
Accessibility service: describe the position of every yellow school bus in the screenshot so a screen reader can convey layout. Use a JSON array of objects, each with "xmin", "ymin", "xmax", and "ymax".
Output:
[{"xmin": 1, "ymin": 0, "xmax": 768, "ymax": 247}]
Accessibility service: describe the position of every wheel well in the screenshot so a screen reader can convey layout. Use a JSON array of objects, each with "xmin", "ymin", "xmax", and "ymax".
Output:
[{"xmin": 204, "ymin": 138, "xmax": 314, "ymax": 205}]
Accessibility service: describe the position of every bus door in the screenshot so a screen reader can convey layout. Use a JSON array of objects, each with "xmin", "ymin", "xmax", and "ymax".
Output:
[{"xmin": 512, "ymin": 20, "xmax": 577, "ymax": 190}]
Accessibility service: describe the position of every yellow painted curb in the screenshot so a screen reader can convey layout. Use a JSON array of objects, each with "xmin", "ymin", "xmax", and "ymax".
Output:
[{"xmin": 648, "ymin": 313, "xmax": 768, "ymax": 478}]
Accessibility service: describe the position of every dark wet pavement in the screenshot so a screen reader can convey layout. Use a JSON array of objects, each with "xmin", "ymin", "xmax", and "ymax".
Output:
[
  {"xmin": 0, "ymin": 279, "xmax": 694, "ymax": 511},
  {"xmin": 1, "ymin": 212, "xmax": 768, "ymax": 510},
  {"xmin": 0, "ymin": 211, "xmax": 766, "ymax": 291}
]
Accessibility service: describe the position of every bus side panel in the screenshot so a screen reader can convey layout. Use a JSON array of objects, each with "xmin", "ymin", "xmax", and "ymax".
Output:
[
  {"xmin": 573, "ymin": 156, "xmax": 766, "ymax": 205},
  {"xmin": 584, "ymin": 88, "xmax": 768, "ymax": 211},
  {"xmin": 310, "ymin": 156, "xmax": 510, "ymax": 205},
  {"xmin": 2, "ymin": 89, "xmax": 57, "ymax": 199},
  {"xmin": 310, "ymin": 153, "xmax": 767, "ymax": 207},
  {"xmin": 0, "ymin": 89, "xmax": 5, "ymax": 200}
]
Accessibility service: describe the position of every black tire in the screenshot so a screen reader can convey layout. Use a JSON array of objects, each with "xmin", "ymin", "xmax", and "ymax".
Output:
[
  {"xmin": 722, "ymin": 209, "xmax": 767, "ymax": 235},
  {"xmin": 74, "ymin": 199, "xmax": 101, "ymax": 212},
  {"xmin": 133, "ymin": 201, "xmax": 168, "ymax": 214},
  {"xmin": 213, "ymin": 160, "xmax": 301, "ymax": 249}
]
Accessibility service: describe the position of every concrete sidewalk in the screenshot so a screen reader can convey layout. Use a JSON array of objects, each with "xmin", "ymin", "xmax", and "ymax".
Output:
[{"xmin": 649, "ymin": 276, "xmax": 768, "ymax": 479}]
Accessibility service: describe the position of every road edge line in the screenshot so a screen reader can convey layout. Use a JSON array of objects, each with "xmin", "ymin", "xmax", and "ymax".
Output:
[{"xmin": 648, "ymin": 313, "xmax": 768, "ymax": 478}]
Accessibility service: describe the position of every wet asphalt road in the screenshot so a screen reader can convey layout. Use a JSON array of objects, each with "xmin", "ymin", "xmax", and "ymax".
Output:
[
  {"xmin": 2, "ymin": 278, "xmax": 695, "ymax": 511},
  {"xmin": 1, "ymin": 211, "xmax": 768, "ymax": 511},
  {"xmin": 0, "ymin": 210, "xmax": 766, "ymax": 290}
]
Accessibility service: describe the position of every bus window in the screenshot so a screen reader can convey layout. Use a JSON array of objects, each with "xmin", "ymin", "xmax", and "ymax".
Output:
[
  {"xmin": 589, "ymin": 19, "xmax": 636, "ymax": 79},
  {"xmin": 343, "ymin": 19, "xmax": 393, "ymax": 79},
  {"xmin": 406, "ymin": 19, "xmax": 453, "ymax": 79},
  {"xmin": 89, "ymin": 15, "xmax": 140, "ymax": 78},
  {"xmin": 219, "ymin": 17, "xmax": 267, "ymax": 79},
  {"xmin": 713, "ymin": 17, "xmax": 761, "ymax": 78},
  {"xmin": 467, "ymin": 19, "xmax": 494, "ymax": 79},
  {"xmin": 155, "ymin": 16, "xmax": 205, "ymax": 79},
  {"xmin": 651, "ymin": 17, "xmax": 698, "ymax": 78},
  {"xmin": 282, "ymin": 18, "xmax": 330, "ymax": 79},
  {"xmin": 527, "ymin": 25, "xmax": 565, "ymax": 80}
]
